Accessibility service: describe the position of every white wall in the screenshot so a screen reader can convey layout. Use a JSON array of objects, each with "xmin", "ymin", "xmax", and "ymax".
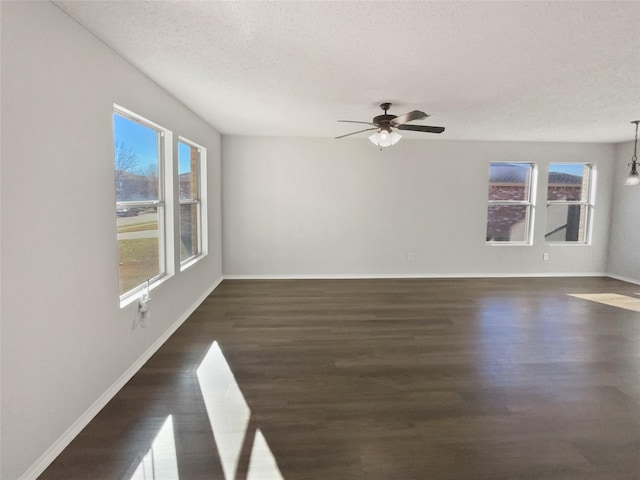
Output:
[
  {"xmin": 606, "ymin": 140, "xmax": 640, "ymax": 283},
  {"xmin": 223, "ymin": 136, "xmax": 614, "ymax": 277},
  {"xmin": 0, "ymin": 2, "xmax": 222, "ymax": 479}
]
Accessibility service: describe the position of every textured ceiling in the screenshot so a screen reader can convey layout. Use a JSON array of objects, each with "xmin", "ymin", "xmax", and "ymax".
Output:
[{"xmin": 54, "ymin": 1, "xmax": 640, "ymax": 143}]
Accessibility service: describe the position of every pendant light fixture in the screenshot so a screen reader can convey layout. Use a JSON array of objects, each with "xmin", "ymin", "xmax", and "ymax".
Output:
[{"xmin": 624, "ymin": 120, "xmax": 640, "ymax": 186}]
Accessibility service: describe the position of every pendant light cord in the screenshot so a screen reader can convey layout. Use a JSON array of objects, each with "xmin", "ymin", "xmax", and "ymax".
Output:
[{"xmin": 633, "ymin": 121, "xmax": 639, "ymax": 163}]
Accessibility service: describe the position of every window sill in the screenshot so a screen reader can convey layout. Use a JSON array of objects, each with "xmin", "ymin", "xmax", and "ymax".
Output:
[
  {"xmin": 180, "ymin": 253, "xmax": 207, "ymax": 272},
  {"xmin": 486, "ymin": 242, "xmax": 532, "ymax": 246},
  {"xmin": 545, "ymin": 242, "xmax": 591, "ymax": 246},
  {"xmin": 119, "ymin": 274, "xmax": 172, "ymax": 309}
]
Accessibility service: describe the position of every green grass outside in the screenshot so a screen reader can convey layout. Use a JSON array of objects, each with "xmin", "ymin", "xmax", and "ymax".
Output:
[
  {"xmin": 118, "ymin": 237, "xmax": 159, "ymax": 294},
  {"xmin": 117, "ymin": 221, "xmax": 158, "ymax": 234}
]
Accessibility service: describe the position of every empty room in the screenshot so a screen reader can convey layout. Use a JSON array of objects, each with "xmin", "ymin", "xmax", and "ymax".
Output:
[{"xmin": 2, "ymin": 1, "xmax": 640, "ymax": 479}]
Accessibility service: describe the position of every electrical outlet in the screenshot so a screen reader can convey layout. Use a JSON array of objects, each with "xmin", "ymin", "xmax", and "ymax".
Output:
[
  {"xmin": 543, "ymin": 253, "xmax": 549, "ymax": 261},
  {"xmin": 407, "ymin": 252, "xmax": 414, "ymax": 261}
]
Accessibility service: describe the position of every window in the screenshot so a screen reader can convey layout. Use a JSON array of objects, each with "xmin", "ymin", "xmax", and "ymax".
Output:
[
  {"xmin": 545, "ymin": 163, "xmax": 593, "ymax": 243},
  {"xmin": 113, "ymin": 106, "xmax": 173, "ymax": 301},
  {"xmin": 178, "ymin": 138, "xmax": 207, "ymax": 268},
  {"xmin": 486, "ymin": 162, "xmax": 536, "ymax": 244}
]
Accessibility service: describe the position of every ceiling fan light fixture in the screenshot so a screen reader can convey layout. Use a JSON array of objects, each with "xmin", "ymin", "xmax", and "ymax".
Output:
[
  {"xmin": 625, "ymin": 120, "xmax": 640, "ymax": 186},
  {"xmin": 337, "ymin": 102, "xmax": 443, "ymax": 146},
  {"xmin": 368, "ymin": 129, "xmax": 402, "ymax": 148}
]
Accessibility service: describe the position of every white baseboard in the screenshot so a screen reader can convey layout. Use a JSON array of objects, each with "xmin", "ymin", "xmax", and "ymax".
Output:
[
  {"xmin": 223, "ymin": 272, "xmax": 608, "ymax": 280},
  {"xmin": 606, "ymin": 273, "xmax": 640, "ymax": 286},
  {"xmin": 19, "ymin": 276, "xmax": 223, "ymax": 480}
]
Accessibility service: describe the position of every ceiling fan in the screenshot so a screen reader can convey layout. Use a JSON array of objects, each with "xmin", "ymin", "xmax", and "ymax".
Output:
[{"xmin": 336, "ymin": 102, "xmax": 445, "ymax": 147}]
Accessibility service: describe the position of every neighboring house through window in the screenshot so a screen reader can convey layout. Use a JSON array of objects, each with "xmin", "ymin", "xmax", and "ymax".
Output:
[
  {"xmin": 113, "ymin": 105, "xmax": 173, "ymax": 302},
  {"xmin": 545, "ymin": 163, "xmax": 594, "ymax": 243},
  {"xmin": 178, "ymin": 138, "xmax": 207, "ymax": 268},
  {"xmin": 486, "ymin": 162, "xmax": 536, "ymax": 244}
]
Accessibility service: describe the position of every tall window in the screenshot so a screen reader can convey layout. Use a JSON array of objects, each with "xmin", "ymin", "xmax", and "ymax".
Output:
[
  {"xmin": 545, "ymin": 163, "xmax": 593, "ymax": 243},
  {"xmin": 113, "ymin": 106, "xmax": 173, "ymax": 300},
  {"xmin": 486, "ymin": 162, "xmax": 536, "ymax": 244},
  {"xmin": 178, "ymin": 138, "xmax": 207, "ymax": 267}
]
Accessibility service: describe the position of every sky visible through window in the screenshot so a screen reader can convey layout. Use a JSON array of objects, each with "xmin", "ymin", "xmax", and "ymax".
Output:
[
  {"xmin": 113, "ymin": 113, "xmax": 158, "ymax": 171},
  {"xmin": 113, "ymin": 113, "xmax": 191, "ymax": 175},
  {"xmin": 549, "ymin": 163, "xmax": 584, "ymax": 176},
  {"xmin": 178, "ymin": 141, "xmax": 191, "ymax": 175}
]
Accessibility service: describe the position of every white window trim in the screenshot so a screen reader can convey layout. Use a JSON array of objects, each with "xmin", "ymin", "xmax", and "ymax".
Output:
[
  {"xmin": 544, "ymin": 163, "xmax": 595, "ymax": 245},
  {"xmin": 486, "ymin": 162, "xmax": 537, "ymax": 246},
  {"xmin": 114, "ymin": 104, "xmax": 174, "ymax": 308},
  {"xmin": 178, "ymin": 136, "xmax": 208, "ymax": 271}
]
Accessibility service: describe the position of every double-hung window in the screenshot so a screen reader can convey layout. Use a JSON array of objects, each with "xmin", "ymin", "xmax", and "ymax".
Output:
[
  {"xmin": 486, "ymin": 162, "xmax": 536, "ymax": 244},
  {"xmin": 545, "ymin": 163, "xmax": 594, "ymax": 243},
  {"xmin": 178, "ymin": 138, "xmax": 207, "ymax": 268},
  {"xmin": 113, "ymin": 106, "xmax": 173, "ymax": 301}
]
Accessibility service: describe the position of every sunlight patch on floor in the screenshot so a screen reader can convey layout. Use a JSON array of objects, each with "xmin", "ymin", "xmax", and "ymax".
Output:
[
  {"xmin": 568, "ymin": 293, "xmax": 640, "ymax": 312},
  {"xmin": 197, "ymin": 342, "xmax": 251, "ymax": 480},
  {"xmin": 197, "ymin": 341, "xmax": 284, "ymax": 480},
  {"xmin": 130, "ymin": 415, "xmax": 179, "ymax": 480},
  {"xmin": 247, "ymin": 429, "xmax": 284, "ymax": 480}
]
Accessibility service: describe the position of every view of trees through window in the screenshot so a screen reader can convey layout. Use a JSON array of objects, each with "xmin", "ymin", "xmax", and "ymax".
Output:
[{"xmin": 114, "ymin": 111, "xmax": 163, "ymax": 295}]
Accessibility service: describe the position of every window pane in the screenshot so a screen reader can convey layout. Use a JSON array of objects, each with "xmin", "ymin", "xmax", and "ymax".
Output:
[
  {"xmin": 545, "ymin": 204, "xmax": 587, "ymax": 242},
  {"xmin": 114, "ymin": 113, "xmax": 160, "ymax": 202},
  {"xmin": 179, "ymin": 142, "xmax": 199, "ymax": 200},
  {"xmin": 547, "ymin": 163, "xmax": 588, "ymax": 201},
  {"xmin": 179, "ymin": 139, "xmax": 203, "ymax": 267},
  {"xmin": 486, "ymin": 205, "xmax": 528, "ymax": 242},
  {"xmin": 488, "ymin": 163, "xmax": 532, "ymax": 201},
  {"xmin": 180, "ymin": 203, "xmax": 199, "ymax": 262},
  {"xmin": 117, "ymin": 207, "xmax": 160, "ymax": 294}
]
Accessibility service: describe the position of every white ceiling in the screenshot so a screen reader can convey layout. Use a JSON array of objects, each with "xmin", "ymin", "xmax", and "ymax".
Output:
[{"xmin": 54, "ymin": 0, "xmax": 640, "ymax": 143}]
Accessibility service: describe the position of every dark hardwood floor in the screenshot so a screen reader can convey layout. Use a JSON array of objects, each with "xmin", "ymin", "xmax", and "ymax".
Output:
[{"xmin": 39, "ymin": 277, "xmax": 640, "ymax": 480}]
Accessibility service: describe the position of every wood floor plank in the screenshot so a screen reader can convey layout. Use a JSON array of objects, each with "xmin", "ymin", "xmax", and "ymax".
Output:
[{"xmin": 38, "ymin": 277, "xmax": 640, "ymax": 479}]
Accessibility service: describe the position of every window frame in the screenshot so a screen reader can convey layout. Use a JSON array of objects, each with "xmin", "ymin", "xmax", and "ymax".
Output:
[
  {"xmin": 545, "ymin": 163, "xmax": 595, "ymax": 244},
  {"xmin": 486, "ymin": 162, "xmax": 537, "ymax": 246},
  {"xmin": 114, "ymin": 104, "xmax": 174, "ymax": 307},
  {"xmin": 178, "ymin": 136, "xmax": 208, "ymax": 270}
]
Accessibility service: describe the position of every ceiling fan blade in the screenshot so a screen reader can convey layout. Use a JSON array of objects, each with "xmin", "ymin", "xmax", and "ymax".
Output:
[
  {"xmin": 391, "ymin": 110, "xmax": 429, "ymax": 126},
  {"xmin": 338, "ymin": 120, "xmax": 376, "ymax": 126},
  {"xmin": 335, "ymin": 127, "xmax": 377, "ymax": 139},
  {"xmin": 396, "ymin": 124, "xmax": 445, "ymax": 134}
]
